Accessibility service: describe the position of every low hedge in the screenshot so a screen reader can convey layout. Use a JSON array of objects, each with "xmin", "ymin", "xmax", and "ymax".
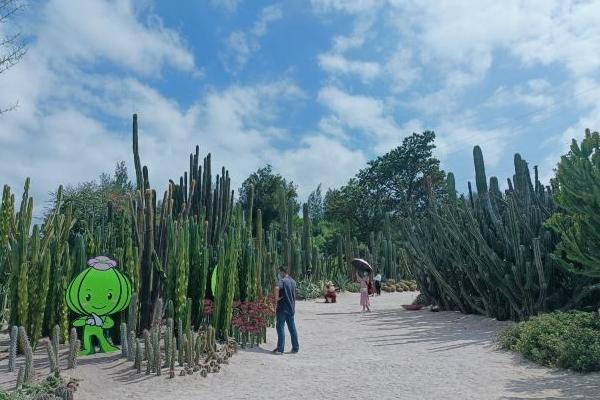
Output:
[{"xmin": 497, "ymin": 311, "xmax": 600, "ymax": 372}]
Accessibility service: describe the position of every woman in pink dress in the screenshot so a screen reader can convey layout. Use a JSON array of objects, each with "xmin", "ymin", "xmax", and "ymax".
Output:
[{"xmin": 356, "ymin": 271, "xmax": 371, "ymax": 312}]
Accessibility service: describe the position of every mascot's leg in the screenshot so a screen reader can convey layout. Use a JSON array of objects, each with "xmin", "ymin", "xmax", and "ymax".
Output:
[
  {"xmin": 95, "ymin": 327, "xmax": 119, "ymax": 353},
  {"xmin": 80, "ymin": 327, "xmax": 96, "ymax": 356}
]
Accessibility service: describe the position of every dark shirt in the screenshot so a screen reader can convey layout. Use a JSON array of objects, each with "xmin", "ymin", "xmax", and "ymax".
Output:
[{"xmin": 277, "ymin": 275, "xmax": 296, "ymax": 315}]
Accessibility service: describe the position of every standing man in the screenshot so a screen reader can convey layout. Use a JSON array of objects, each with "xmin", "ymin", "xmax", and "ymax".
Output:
[
  {"xmin": 374, "ymin": 271, "xmax": 382, "ymax": 296},
  {"xmin": 273, "ymin": 266, "xmax": 299, "ymax": 355}
]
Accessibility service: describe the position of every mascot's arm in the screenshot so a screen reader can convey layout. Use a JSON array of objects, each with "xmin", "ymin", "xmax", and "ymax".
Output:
[
  {"xmin": 102, "ymin": 316, "xmax": 115, "ymax": 329},
  {"xmin": 72, "ymin": 316, "xmax": 87, "ymax": 327}
]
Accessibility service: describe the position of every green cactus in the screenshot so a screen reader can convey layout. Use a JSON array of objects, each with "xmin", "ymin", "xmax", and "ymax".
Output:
[
  {"xmin": 46, "ymin": 339, "xmax": 58, "ymax": 374},
  {"xmin": 135, "ymin": 339, "xmax": 142, "ymax": 373},
  {"xmin": 68, "ymin": 328, "xmax": 79, "ymax": 369},
  {"xmin": 8, "ymin": 325, "xmax": 17, "ymax": 372},
  {"xmin": 120, "ymin": 323, "xmax": 128, "ymax": 358}
]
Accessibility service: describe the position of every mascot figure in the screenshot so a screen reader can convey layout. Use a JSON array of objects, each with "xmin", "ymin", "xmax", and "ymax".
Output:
[{"xmin": 66, "ymin": 256, "xmax": 132, "ymax": 355}]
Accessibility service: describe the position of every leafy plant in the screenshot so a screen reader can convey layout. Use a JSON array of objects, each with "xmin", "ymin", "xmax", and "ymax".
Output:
[
  {"xmin": 345, "ymin": 282, "xmax": 360, "ymax": 293},
  {"xmin": 497, "ymin": 311, "xmax": 600, "ymax": 372},
  {"xmin": 0, "ymin": 373, "xmax": 78, "ymax": 400},
  {"xmin": 296, "ymin": 280, "xmax": 322, "ymax": 300},
  {"xmin": 412, "ymin": 293, "xmax": 430, "ymax": 306}
]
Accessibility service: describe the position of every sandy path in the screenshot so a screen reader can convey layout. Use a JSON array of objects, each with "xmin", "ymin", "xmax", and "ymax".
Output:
[{"xmin": 5, "ymin": 292, "xmax": 598, "ymax": 399}]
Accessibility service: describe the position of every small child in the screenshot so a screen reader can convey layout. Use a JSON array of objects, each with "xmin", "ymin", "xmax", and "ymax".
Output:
[{"xmin": 324, "ymin": 281, "xmax": 337, "ymax": 303}]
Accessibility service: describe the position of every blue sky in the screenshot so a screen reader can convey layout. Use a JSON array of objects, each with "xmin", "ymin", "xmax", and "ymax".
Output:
[{"xmin": 1, "ymin": 0, "xmax": 600, "ymax": 212}]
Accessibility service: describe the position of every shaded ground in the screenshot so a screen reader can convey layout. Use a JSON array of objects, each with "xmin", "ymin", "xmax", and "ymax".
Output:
[{"xmin": 2, "ymin": 292, "xmax": 598, "ymax": 399}]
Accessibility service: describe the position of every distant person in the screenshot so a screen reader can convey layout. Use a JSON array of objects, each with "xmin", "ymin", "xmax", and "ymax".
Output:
[
  {"xmin": 356, "ymin": 271, "xmax": 371, "ymax": 312},
  {"xmin": 324, "ymin": 281, "xmax": 337, "ymax": 303},
  {"xmin": 273, "ymin": 266, "xmax": 299, "ymax": 355},
  {"xmin": 374, "ymin": 271, "xmax": 382, "ymax": 296}
]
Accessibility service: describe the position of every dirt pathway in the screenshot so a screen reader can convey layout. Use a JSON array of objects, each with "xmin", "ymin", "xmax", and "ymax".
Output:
[{"xmin": 61, "ymin": 292, "xmax": 600, "ymax": 399}]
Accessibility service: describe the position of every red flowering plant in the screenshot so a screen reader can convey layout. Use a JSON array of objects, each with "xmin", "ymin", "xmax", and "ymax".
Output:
[{"xmin": 231, "ymin": 292, "xmax": 277, "ymax": 335}]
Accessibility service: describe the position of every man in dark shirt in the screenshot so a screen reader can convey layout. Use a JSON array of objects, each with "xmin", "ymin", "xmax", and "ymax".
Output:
[{"xmin": 273, "ymin": 266, "xmax": 299, "ymax": 355}]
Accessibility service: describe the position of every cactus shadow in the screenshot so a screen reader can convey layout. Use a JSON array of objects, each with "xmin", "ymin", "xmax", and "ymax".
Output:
[
  {"xmin": 240, "ymin": 345, "xmax": 275, "ymax": 355},
  {"xmin": 357, "ymin": 308, "xmax": 505, "ymax": 351}
]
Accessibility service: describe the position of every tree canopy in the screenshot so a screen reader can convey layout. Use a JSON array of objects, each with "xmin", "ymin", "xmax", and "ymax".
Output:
[
  {"xmin": 324, "ymin": 131, "xmax": 445, "ymax": 240},
  {"xmin": 238, "ymin": 165, "xmax": 299, "ymax": 230}
]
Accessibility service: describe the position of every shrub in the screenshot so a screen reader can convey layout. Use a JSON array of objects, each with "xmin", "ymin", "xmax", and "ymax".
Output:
[
  {"xmin": 296, "ymin": 280, "xmax": 322, "ymax": 300},
  {"xmin": 497, "ymin": 311, "xmax": 600, "ymax": 372},
  {"xmin": 412, "ymin": 293, "xmax": 431, "ymax": 306},
  {"xmin": 345, "ymin": 282, "xmax": 360, "ymax": 293}
]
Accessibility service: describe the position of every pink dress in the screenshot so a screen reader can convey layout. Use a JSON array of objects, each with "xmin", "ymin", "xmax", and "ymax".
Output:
[{"xmin": 358, "ymin": 276, "xmax": 370, "ymax": 307}]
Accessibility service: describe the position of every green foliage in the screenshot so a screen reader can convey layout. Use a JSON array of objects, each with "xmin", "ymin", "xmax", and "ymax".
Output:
[
  {"xmin": 345, "ymin": 282, "xmax": 360, "ymax": 293},
  {"xmin": 498, "ymin": 311, "xmax": 600, "ymax": 372},
  {"xmin": 546, "ymin": 129, "xmax": 600, "ymax": 277},
  {"xmin": 325, "ymin": 131, "xmax": 446, "ymax": 241},
  {"xmin": 0, "ymin": 374, "xmax": 78, "ymax": 400},
  {"xmin": 239, "ymin": 165, "xmax": 299, "ymax": 230},
  {"xmin": 400, "ymin": 145, "xmax": 588, "ymax": 321},
  {"xmin": 412, "ymin": 293, "xmax": 431, "ymax": 306},
  {"xmin": 296, "ymin": 280, "xmax": 322, "ymax": 300},
  {"xmin": 46, "ymin": 161, "xmax": 134, "ymax": 234},
  {"xmin": 307, "ymin": 184, "xmax": 324, "ymax": 224}
]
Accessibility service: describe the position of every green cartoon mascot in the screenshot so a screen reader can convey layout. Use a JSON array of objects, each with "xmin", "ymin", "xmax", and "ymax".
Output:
[{"xmin": 66, "ymin": 256, "xmax": 132, "ymax": 355}]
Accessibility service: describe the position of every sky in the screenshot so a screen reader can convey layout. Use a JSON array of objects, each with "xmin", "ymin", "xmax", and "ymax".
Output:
[{"xmin": 1, "ymin": 0, "xmax": 600, "ymax": 215}]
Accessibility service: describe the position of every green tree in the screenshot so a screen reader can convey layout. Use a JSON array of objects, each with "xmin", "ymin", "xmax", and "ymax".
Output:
[
  {"xmin": 324, "ymin": 131, "xmax": 445, "ymax": 240},
  {"xmin": 307, "ymin": 184, "xmax": 324, "ymax": 224},
  {"xmin": 46, "ymin": 161, "xmax": 134, "ymax": 233},
  {"xmin": 239, "ymin": 165, "xmax": 299, "ymax": 230},
  {"xmin": 546, "ymin": 129, "xmax": 600, "ymax": 277},
  {"xmin": 0, "ymin": 0, "xmax": 26, "ymax": 114}
]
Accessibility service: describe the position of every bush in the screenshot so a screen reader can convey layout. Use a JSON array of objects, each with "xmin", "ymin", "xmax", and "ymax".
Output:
[
  {"xmin": 497, "ymin": 311, "xmax": 600, "ymax": 372},
  {"xmin": 346, "ymin": 282, "xmax": 360, "ymax": 293},
  {"xmin": 413, "ymin": 293, "xmax": 431, "ymax": 306},
  {"xmin": 296, "ymin": 280, "xmax": 322, "ymax": 300}
]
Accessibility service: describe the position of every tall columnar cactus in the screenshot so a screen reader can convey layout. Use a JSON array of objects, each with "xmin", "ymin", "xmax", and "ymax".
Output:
[
  {"xmin": 127, "ymin": 330, "xmax": 136, "ymax": 362},
  {"xmin": 46, "ymin": 339, "xmax": 58, "ymax": 373},
  {"xmin": 134, "ymin": 339, "xmax": 142, "ymax": 373},
  {"xmin": 301, "ymin": 203, "xmax": 312, "ymax": 277},
  {"xmin": 400, "ymin": 145, "xmax": 573, "ymax": 321},
  {"xmin": 8, "ymin": 325, "xmax": 17, "ymax": 372},
  {"xmin": 51, "ymin": 324, "xmax": 60, "ymax": 364},
  {"xmin": 120, "ymin": 323, "xmax": 128, "ymax": 358},
  {"xmin": 68, "ymin": 328, "xmax": 79, "ymax": 369},
  {"xmin": 127, "ymin": 292, "xmax": 139, "ymax": 336}
]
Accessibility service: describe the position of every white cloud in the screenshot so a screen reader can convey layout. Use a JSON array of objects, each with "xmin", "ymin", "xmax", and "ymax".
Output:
[
  {"xmin": 318, "ymin": 53, "xmax": 380, "ymax": 82},
  {"xmin": 35, "ymin": 0, "xmax": 198, "ymax": 77},
  {"xmin": 317, "ymin": 86, "xmax": 405, "ymax": 153},
  {"xmin": 223, "ymin": 3, "xmax": 283, "ymax": 71},
  {"xmin": 275, "ymin": 135, "xmax": 367, "ymax": 196},
  {"xmin": 0, "ymin": 0, "xmax": 322, "ymax": 212}
]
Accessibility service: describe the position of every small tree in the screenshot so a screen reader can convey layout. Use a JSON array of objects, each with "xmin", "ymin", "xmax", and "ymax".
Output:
[
  {"xmin": 546, "ymin": 129, "xmax": 600, "ymax": 277},
  {"xmin": 239, "ymin": 165, "xmax": 299, "ymax": 230},
  {"xmin": 0, "ymin": 0, "xmax": 26, "ymax": 114}
]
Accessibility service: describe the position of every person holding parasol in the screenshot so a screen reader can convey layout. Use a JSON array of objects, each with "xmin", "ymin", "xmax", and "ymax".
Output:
[{"xmin": 352, "ymin": 258, "xmax": 372, "ymax": 312}]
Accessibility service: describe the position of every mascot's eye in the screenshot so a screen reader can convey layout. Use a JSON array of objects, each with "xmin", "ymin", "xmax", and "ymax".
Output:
[
  {"xmin": 107, "ymin": 292, "xmax": 113, "ymax": 300},
  {"xmin": 85, "ymin": 294, "xmax": 91, "ymax": 301}
]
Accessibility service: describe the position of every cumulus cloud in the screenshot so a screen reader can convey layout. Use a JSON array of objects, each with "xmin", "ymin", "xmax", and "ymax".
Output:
[{"xmin": 223, "ymin": 3, "xmax": 283, "ymax": 71}]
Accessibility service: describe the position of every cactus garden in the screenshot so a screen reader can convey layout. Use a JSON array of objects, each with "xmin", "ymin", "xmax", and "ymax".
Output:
[{"xmin": 2, "ymin": 1, "xmax": 600, "ymax": 398}]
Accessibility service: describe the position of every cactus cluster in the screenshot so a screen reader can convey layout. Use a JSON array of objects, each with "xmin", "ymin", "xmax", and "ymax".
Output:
[{"xmin": 400, "ymin": 146, "xmax": 588, "ymax": 321}]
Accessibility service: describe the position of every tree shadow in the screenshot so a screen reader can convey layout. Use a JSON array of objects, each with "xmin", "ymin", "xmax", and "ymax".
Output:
[{"xmin": 500, "ymin": 368, "xmax": 600, "ymax": 399}]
